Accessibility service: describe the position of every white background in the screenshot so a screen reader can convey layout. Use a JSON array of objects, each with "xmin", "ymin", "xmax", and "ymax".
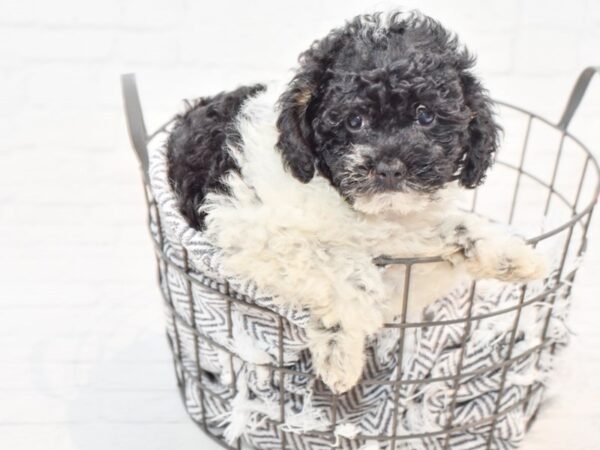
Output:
[{"xmin": 1, "ymin": 0, "xmax": 599, "ymax": 449}]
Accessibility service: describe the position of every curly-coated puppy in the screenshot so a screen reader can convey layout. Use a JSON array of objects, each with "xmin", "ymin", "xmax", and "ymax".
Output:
[{"xmin": 166, "ymin": 11, "xmax": 547, "ymax": 393}]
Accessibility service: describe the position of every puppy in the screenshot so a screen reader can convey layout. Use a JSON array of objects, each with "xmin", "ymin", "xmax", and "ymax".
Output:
[{"xmin": 166, "ymin": 11, "xmax": 547, "ymax": 393}]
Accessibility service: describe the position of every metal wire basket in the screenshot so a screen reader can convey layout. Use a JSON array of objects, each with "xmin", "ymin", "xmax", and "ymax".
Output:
[{"xmin": 121, "ymin": 67, "xmax": 600, "ymax": 450}]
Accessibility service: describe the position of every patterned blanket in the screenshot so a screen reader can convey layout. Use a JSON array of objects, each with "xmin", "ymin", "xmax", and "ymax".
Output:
[{"xmin": 147, "ymin": 142, "xmax": 571, "ymax": 450}]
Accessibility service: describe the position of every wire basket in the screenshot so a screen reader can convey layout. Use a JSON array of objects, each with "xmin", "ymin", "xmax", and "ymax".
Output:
[{"xmin": 121, "ymin": 68, "xmax": 600, "ymax": 450}]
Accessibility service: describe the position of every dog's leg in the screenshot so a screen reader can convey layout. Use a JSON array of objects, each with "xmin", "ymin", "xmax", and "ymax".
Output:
[
  {"xmin": 307, "ymin": 316, "xmax": 370, "ymax": 394},
  {"xmin": 437, "ymin": 213, "xmax": 548, "ymax": 282},
  {"xmin": 203, "ymin": 197, "xmax": 387, "ymax": 393}
]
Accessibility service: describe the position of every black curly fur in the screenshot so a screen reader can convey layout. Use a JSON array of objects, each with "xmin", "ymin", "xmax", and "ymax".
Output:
[
  {"xmin": 166, "ymin": 84, "xmax": 266, "ymax": 229},
  {"xmin": 276, "ymin": 11, "xmax": 501, "ymax": 198}
]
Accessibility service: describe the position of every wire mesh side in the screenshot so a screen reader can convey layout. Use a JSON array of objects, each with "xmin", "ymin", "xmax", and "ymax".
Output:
[
  {"xmin": 442, "ymin": 280, "xmax": 477, "ymax": 449},
  {"xmin": 183, "ymin": 247, "xmax": 209, "ymax": 431},
  {"xmin": 136, "ymin": 101, "xmax": 599, "ymax": 450}
]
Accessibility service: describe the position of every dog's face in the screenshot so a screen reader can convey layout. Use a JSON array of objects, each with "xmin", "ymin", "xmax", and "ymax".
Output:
[{"xmin": 277, "ymin": 12, "xmax": 500, "ymax": 214}]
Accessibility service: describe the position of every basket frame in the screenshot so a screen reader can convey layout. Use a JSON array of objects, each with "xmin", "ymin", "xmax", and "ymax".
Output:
[{"xmin": 121, "ymin": 68, "xmax": 600, "ymax": 450}]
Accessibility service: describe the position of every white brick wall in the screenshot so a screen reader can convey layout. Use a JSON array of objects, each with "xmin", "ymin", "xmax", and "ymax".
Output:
[
  {"xmin": 1, "ymin": 1, "xmax": 599, "ymax": 450},
  {"xmin": 1, "ymin": 0, "xmax": 600, "ymax": 149}
]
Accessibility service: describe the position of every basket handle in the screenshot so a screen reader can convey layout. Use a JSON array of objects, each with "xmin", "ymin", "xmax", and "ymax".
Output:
[
  {"xmin": 557, "ymin": 66, "xmax": 600, "ymax": 131},
  {"xmin": 121, "ymin": 73, "xmax": 150, "ymax": 182}
]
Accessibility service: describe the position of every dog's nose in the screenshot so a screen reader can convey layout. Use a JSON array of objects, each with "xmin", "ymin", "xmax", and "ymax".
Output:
[{"xmin": 374, "ymin": 160, "xmax": 406, "ymax": 183}]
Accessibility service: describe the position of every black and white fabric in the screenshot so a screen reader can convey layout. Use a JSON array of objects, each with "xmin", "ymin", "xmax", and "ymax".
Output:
[{"xmin": 147, "ymin": 143, "xmax": 572, "ymax": 450}]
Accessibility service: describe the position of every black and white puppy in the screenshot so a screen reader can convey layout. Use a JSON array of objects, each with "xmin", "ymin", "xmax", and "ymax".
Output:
[{"xmin": 166, "ymin": 11, "xmax": 547, "ymax": 393}]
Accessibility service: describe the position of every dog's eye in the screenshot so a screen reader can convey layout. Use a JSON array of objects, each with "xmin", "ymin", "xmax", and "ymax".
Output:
[
  {"xmin": 346, "ymin": 114, "xmax": 364, "ymax": 131},
  {"xmin": 415, "ymin": 105, "xmax": 435, "ymax": 126}
]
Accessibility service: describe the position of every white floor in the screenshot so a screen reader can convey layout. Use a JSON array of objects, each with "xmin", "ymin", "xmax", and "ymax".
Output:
[{"xmin": 1, "ymin": 130, "xmax": 599, "ymax": 450}]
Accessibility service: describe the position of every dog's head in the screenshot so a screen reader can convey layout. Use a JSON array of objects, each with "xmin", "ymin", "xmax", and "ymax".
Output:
[{"xmin": 276, "ymin": 11, "xmax": 500, "ymax": 214}]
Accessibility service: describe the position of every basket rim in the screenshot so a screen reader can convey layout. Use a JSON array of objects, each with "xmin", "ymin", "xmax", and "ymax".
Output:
[{"xmin": 147, "ymin": 99, "xmax": 600, "ymax": 267}]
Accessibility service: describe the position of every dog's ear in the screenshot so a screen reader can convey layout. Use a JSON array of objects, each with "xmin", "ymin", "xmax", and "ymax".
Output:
[
  {"xmin": 276, "ymin": 32, "xmax": 345, "ymax": 183},
  {"xmin": 458, "ymin": 71, "xmax": 501, "ymax": 188},
  {"xmin": 276, "ymin": 80, "xmax": 318, "ymax": 183}
]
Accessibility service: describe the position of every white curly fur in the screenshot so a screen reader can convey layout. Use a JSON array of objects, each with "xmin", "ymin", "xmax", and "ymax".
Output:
[{"xmin": 200, "ymin": 85, "xmax": 548, "ymax": 393}]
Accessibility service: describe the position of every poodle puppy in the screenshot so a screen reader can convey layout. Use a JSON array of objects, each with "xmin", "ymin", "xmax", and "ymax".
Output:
[{"xmin": 166, "ymin": 11, "xmax": 547, "ymax": 394}]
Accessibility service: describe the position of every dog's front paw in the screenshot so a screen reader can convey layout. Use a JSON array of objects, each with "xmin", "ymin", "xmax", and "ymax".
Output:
[
  {"xmin": 463, "ymin": 236, "xmax": 549, "ymax": 282},
  {"xmin": 309, "ymin": 325, "xmax": 365, "ymax": 394},
  {"xmin": 439, "ymin": 218, "xmax": 549, "ymax": 283},
  {"xmin": 487, "ymin": 237, "xmax": 548, "ymax": 282}
]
